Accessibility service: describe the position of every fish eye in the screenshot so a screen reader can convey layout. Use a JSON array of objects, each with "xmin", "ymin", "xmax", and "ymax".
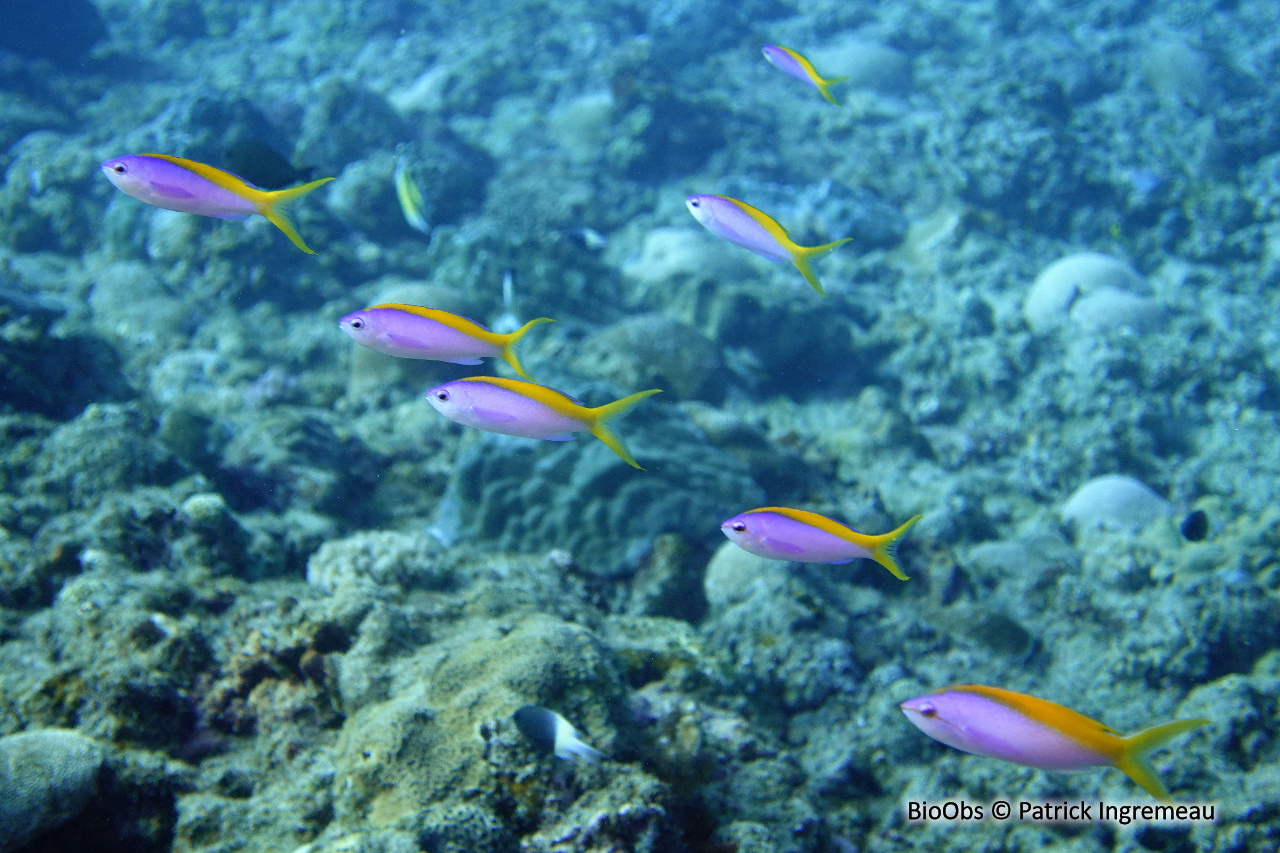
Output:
[
  {"xmin": 350, "ymin": 318, "xmax": 363, "ymax": 330},
  {"xmin": 112, "ymin": 164, "xmax": 126, "ymax": 174},
  {"xmin": 919, "ymin": 703, "xmax": 936, "ymax": 718},
  {"xmin": 731, "ymin": 521, "xmax": 746, "ymax": 532},
  {"xmin": 436, "ymin": 390, "xmax": 449, "ymax": 401},
  {"xmin": 689, "ymin": 198, "xmax": 700, "ymax": 207}
]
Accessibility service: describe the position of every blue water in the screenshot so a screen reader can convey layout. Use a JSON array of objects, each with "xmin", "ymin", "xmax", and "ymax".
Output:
[{"xmin": 1, "ymin": 1, "xmax": 1277, "ymax": 851}]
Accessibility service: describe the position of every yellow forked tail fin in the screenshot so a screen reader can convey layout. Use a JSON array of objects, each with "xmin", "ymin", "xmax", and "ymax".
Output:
[
  {"xmin": 817, "ymin": 74, "xmax": 849, "ymax": 105},
  {"xmin": 1114, "ymin": 718, "xmax": 1209, "ymax": 801},
  {"xmin": 258, "ymin": 176, "xmax": 334, "ymax": 254},
  {"xmin": 791, "ymin": 237, "xmax": 853, "ymax": 295},
  {"xmin": 589, "ymin": 389, "xmax": 662, "ymax": 469},
  {"xmin": 500, "ymin": 317, "xmax": 554, "ymax": 380},
  {"xmin": 867, "ymin": 514, "xmax": 922, "ymax": 581}
]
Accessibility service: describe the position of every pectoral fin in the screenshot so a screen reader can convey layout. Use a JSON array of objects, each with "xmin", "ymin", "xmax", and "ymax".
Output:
[
  {"xmin": 472, "ymin": 407, "xmax": 519, "ymax": 423},
  {"xmin": 763, "ymin": 537, "xmax": 807, "ymax": 556}
]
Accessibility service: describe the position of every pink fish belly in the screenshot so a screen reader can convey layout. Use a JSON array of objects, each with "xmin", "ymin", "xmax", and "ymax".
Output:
[
  {"xmin": 368, "ymin": 311, "xmax": 500, "ymax": 361},
  {"xmin": 765, "ymin": 50, "xmax": 815, "ymax": 87},
  {"xmin": 457, "ymin": 385, "xmax": 587, "ymax": 440},
  {"xmin": 925, "ymin": 695, "xmax": 1108, "ymax": 771},
  {"xmin": 704, "ymin": 203, "xmax": 791, "ymax": 262},
  {"xmin": 748, "ymin": 512, "xmax": 871, "ymax": 563},
  {"xmin": 133, "ymin": 159, "xmax": 257, "ymax": 219}
]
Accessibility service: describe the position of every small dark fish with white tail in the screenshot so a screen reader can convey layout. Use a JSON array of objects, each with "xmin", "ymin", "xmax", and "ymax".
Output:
[{"xmin": 513, "ymin": 705, "xmax": 603, "ymax": 763}]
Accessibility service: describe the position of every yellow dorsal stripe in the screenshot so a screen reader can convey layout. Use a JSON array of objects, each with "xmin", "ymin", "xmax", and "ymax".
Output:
[
  {"xmin": 779, "ymin": 45, "xmax": 822, "ymax": 82},
  {"xmin": 142, "ymin": 153, "xmax": 267, "ymax": 204},
  {"xmin": 369, "ymin": 304, "xmax": 502, "ymax": 345},
  {"xmin": 722, "ymin": 197, "xmax": 798, "ymax": 251},
  {"xmin": 746, "ymin": 506, "xmax": 873, "ymax": 544},
  {"xmin": 462, "ymin": 376, "xmax": 591, "ymax": 422},
  {"xmin": 950, "ymin": 685, "xmax": 1124, "ymax": 759}
]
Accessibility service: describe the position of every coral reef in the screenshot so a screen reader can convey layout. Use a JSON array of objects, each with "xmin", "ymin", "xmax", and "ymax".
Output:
[
  {"xmin": 1, "ymin": 0, "xmax": 1279, "ymax": 850},
  {"xmin": 0, "ymin": 728, "xmax": 103, "ymax": 852}
]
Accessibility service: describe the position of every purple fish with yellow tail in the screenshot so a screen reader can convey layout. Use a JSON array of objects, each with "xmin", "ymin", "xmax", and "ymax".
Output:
[
  {"xmin": 762, "ymin": 44, "xmax": 848, "ymax": 105},
  {"xmin": 339, "ymin": 304, "xmax": 552, "ymax": 381},
  {"xmin": 721, "ymin": 507, "xmax": 921, "ymax": 580},
  {"xmin": 100, "ymin": 153, "xmax": 333, "ymax": 254},
  {"xmin": 900, "ymin": 685, "xmax": 1209, "ymax": 801},
  {"xmin": 685, "ymin": 194, "xmax": 852, "ymax": 295},
  {"xmin": 424, "ymin": 376, "xmax": 661, "ymax": 469}
]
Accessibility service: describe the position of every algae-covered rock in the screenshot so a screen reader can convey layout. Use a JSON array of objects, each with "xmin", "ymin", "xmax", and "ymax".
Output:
[
  {"xmin": 174, "ymin": 491, "xmax": 253, "ymax": 577},
  {"xmin": 213, "ymin": 407, "xmax": 382, "ymax": 519},
  {"xmin": 623, "ymin": 533, "xmax": 707, "ymax": 621},
  {"xmin": 680, "ymin": 402, "xmax": 823, "ymax": 503},
  {"xmin": 295, "ymin": 79, "xmax": 409, "ymax": 172},
  {"xmin": 647, "ymin": 277, "xmax": 865, "ymax": 394},
  {"xmin": 702, "ymin": 542, "xmax": 865, "ymax": 712},
  {"xmin": 0, "ymin": 284, "xmax": 129, "ymax": 418},
  {"xmin": 26, "ymin": 404, "xmax": 183, "ymax": 514},
  {"xmin": 721, "ymin": 765, "xmax": 825, "ymax": 853},
  {"xmin": 332, "ymin": 614, "xmax": 622, "ymax": 831},
  {"xmin": 434, "ymin": 393, "xmax": 763, "ymax": 577},
  {"xmin": 395, "ymin": 130, "xmax": 496, "ymax": 228},
  {"xmin": 572, "ymin": 312, "xmax": 726, "ymax": 402},
  {"xmin": 704, "ymin": 540, "xmax": 786, "ymax": 615},
  {"xmin": 33, "ymin": 488, "xmax": 187, "ymax": 577},
  {"xmin": 0, "ymin": 728, "xmax": 103, "ymax": 852},
  {"xmin": 0, "ymin": 132, "xmax": 100, "ymax": 253},
  {"xmin": 0, "ymin": 528, "xmax": 58, "ymax": 607},
  {"xmin": 517, "ymin": 771, "xmax": 678, "ymax": 852},
  {"xmin": 25, "ymin": 571, "xmax": 213, "ymax": 745},
  {"xmin": 128, "ymin": 97, "xmax": 277, "ymax": 171},
  {"xmin": 412, "ymin": 802, "xmax": 518, "ymax": 853},
  {"xmin": 548, "ymin": 91, "xmax": 616, "ymax": 164},
  {"xmin": 324, "ymin": 151, "xmax": 401, "ymax": 236},
  {"xmin": 334, "ymin": 139, "xmax": 476, "ymax": 249},
  {"xmin": 306, "ymin": 530, "xmax": 443, "ymax": 598},
  {"xmin": 608, "ymin": 75, "xmax": 728, "ymax": 181},
  {"xmin": 640, "ymin": 0, "xmax": 765, "ymax": 67},
  {"xmin": 1116, "ymin": 572, "xmax": 1280, "ymax": 684}
]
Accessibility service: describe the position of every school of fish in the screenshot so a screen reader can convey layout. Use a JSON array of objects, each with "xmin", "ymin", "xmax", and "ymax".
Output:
[{"xmin": 99, "ymin": 42, "xmax": 1211, "ymax": 802}]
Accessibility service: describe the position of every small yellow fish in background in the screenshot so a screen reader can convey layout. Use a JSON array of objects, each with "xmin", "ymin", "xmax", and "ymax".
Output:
[
  {"xmin": 394, "ymin": 158, "xmax": 430, "ymax": 234},
  {"xmin": 762, "ymin": 44, "xmax": 848, "ymax": 105}
]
